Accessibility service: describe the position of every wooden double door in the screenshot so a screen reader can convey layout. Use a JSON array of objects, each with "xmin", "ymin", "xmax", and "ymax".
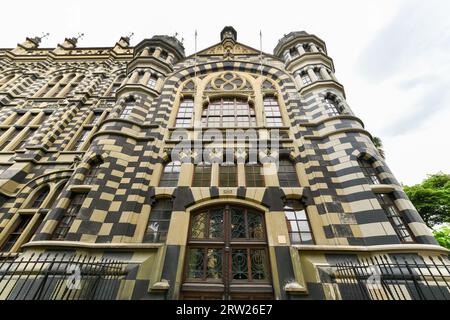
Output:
[{"xmin": 181, "ymin": 205, "xmax": 274, "ymax": 300}]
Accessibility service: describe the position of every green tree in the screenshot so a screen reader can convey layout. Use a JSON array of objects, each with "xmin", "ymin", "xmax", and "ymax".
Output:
[
  {"xmin": 372, "ymin": 136, "xmax": 385, "ymax": 159},
  {"xmin": 433, "ymin": 225, "xmax": 450, "ymax": 249},
  {"xmin": 404, "ymin": 173, "xmax": 450, "ymax": 228}
]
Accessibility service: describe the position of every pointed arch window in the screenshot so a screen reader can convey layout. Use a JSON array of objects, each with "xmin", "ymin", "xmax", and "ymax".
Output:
[
  {"xmin": 29, "ymin": 186, "xmax": 50, "ymax": 209},
  {"xmin": 263, "ymin": 97, "xmax": 283, "ymax": 127},
  {"xmin": 0, "ymin": 215, "xmax": 32, "ymax": 252},
  {"xmin": 376, "ymin": 194, "xmax": 414, "ymax": 243},
  {"xmin": 278, "ymin": 159, "xmax": 300, "ymax": 187},
  {"xmin": 144, "ymin": 198, "xmax": 172, "ymax": 243},
  {"xmin": 300, "ymin": 71, "xmax": 312, "ymax": 85},
  {"xmin": 358, "ymin": 158, "xmax": 381, "ymax": 185},
  {"xmin": 284, "ymin": 199, "xmax": 314, "ymax": 244},
  {"xmin": 120, "ymin": 97, "xmax": 135, "ymax": 119},
  {"xmin": 202, "ymin": 98, "xmax": 256, "ymax": 128},
  {"xmin": 159, "ymin": 161, "xmax": 181, "ymax": 187},
  {"xmin": 175, "ymin": 98, "xmax": 194, "ymax": 128}
]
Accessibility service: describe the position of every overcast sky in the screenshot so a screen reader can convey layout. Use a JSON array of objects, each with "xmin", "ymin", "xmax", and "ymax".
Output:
[{"xmin": 1, "ymin": 0, "xmax": 449, "ymax": 185}]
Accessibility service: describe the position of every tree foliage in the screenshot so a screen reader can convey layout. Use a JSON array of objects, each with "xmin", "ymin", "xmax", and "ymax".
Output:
[
  {"xmin": 404, "ymin": 173, "xmax": 450, "ymax": 228},
  {"xmin": 372, "ymin": 136, "xmax": 385, "ymax": 159},
  {"xmin": 433, "ymin": 225, "xmax": 450, "ymax": 249}
]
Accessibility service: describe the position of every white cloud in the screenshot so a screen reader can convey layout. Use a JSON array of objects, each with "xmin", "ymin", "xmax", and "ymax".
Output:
[{"xmin": 1, "ymin": 0, "xmax": 448, "ymax": 185}]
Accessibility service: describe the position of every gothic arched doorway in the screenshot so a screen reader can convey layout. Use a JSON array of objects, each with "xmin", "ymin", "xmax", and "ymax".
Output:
[{"xmin": 181, "ymin": 205, "xmax": 274, "ymax": 300}]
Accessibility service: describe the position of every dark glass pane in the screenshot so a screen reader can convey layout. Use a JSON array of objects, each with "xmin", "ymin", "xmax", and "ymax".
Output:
[
  {"xmin": 206, "ymin": 249, "xmax": 223, "ymax": 279},
  {"xmin": 247, "ymin": 212, "xmax": 264, "ymax": 239},
  {"xmin": 231, "ymin": 209, "xmax": 246, "ymax": 239},
  {"xmin": 209, "ymin": 210, "xmax": 224, "ymax": 239},
  {"xmin": 191, "ymin": 212, "xmax": 207, "ymax": 239},
  {"xmin": 251, "ymin": 249, "xmax": 268, "ymax": 280},
  {"xmin": 187, "ymin": 248, "xmax": 205, "ymax": 279},
  {"xmin": 232, "ymin": 249, "xmax": 248, "ymax": 280}
]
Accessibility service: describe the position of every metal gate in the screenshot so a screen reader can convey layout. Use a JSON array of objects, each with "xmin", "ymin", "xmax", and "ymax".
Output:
[
  {"xmin": 0, "ymin": 253, "xmax": 128, "ymax": 300},
  {"xmin": 330, "ymin": 254, "xmax": 450, "ymax": 300}
]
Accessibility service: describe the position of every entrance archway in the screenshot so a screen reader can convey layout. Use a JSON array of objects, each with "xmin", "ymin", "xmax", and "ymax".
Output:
[{"xmin": 181, "ymin": 205, "xmax": 274, "ymax": 300}]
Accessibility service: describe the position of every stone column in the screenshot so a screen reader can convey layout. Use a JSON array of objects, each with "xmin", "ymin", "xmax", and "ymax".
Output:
[
  {"xmin": 211, "ymin": 163, "xmax": 219, "ymax": 186},
  {"xmin": 295, "ymin": 43, "xmax": 306, "ymax": 55},
  {"xmin": 307, "ymin": 67, "xmax": 319, "ymax": 82},
  {"xmin": 237, "ymin": 163, "xmax": 246, "ymax": 186},
  {"xmin": 319, "ymin": 67, "xmax": 332, "ymax": 81},
  {"xmin": 283, "ymin": 50, "xmax": 291, "ymax": 62},
  {"xmin": 141, "ymin": 71, "xmax": 152, "ymax": 85},
  {"xmin": 127, "ymin": 70, "xmax": 140, "ymax": 84},
  {"xmin": 141, "ymin": 47, "xmax": 150, "ymax": 57},
  {"xmin": 154, "ymin": 47, "xmax": 162, "ymax": 58},
  {"xmin": 309, "ymin": 43, "xmax": 319, "ymax": 53}
]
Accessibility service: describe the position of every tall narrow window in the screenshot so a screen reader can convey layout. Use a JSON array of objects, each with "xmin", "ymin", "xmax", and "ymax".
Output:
[
  {"xmin": 120, "ymin": 103, "xmax": 134, "ymax": 119},
  {"xmin": 376, "ymin": 194, "xmax": 414, "ymax": 243},
  {"xmin": 278, "ymin": 159, "xmax": 300, "ymax": 187},
  {"xmin": 245, "ymin": 164, "xmax": 265, "ymax": 187},
  {"xmin": 85, "ymin": 161, "xmax": 102, "ymax": 185},
  {"xmin": 323, "ymin": 98, "xmax": 341, "ymax": 116},
  {"xmin": 110, "ymin": 75, "xmax": 125, "ymax": 95},
  {"xmin": 72, "ymin": 130, "xmax": 90, "ymax": 151},
  {"xmin": 358, "ymin": 158, "xmax": 381, "ymax": 185},
  {"xmin": 264, "ymin": 97, "xmax": 283, "ymax": 127},
  {"xmin": 29, "ymin": 186, "xmax": 50, "ymax": 209},
  {"xmin": 159, "ymin": 161, "xmax": 181, "ymax": 187},
  {"xmin": 289, "ymin": 47, "xmax": 299, "ymax": 58},
  {"xmin": 175, "ymin": 98, "xmax": 194, "ymax": 128},
  {"xmin": 51, "ymin": 193, "xmax": 86, "ymax": 240},
  {"xmin": 284, "ymin": 200, "xmax": 314, "ymax": 244},
  {"xmin": 301, "ymin": 72, "xmax": 312, "ymax": 85},
  {"xmin": 202, "ymin": 98, "xmax": 256, "ymax": 128},
  {"xmin": 147, "ymin": 75, "xmax": 157, "ymax": 89},
  {"xmin": 144, "ymin": 199, "xmax": 172, "ymax": 243},
  {"xmin": 193, "ymin": 163, "xmax": 212, "ymax": 187},
  {"xmin": 160, "ymin": 50, "xmax": 168, "ymax": 60},
  {"xmin": 0, "ymin": 215, "xmax": 32, "ymax": 252},
  {"xmin": 219, "ymin": 164, "xmax": 238, "ymax": 187}
]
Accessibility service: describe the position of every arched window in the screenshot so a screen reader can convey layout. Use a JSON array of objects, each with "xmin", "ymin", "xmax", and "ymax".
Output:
[
  {"xmin": 323, "ymin": 98, "xmax": 341, "ymax": 116},
  {"xmin": 175, "ymin": 98, "xmax": 194, "ymax": 128},
  {"xmin": 289, "ymin": 47, "xmax": 299, "ymax": 58},
  {"xmin": 278, "ymin": 159, "xmax": 300, "ymax": 187},
  {"xmin": 358, "ymin": 158, "xmax": 381, "ymax": 185},
  {"xmin": 193, "ymin": 162, "xmax": 212, "ymax": 187},
  {"xmin": 0, "ymin": 74, "xmax": 15, "ymax": 90},
  {"xmin": 263, "ymin": 97, "xmax": 283, "ymax": 127},
  {"xmin": 202, "ymin": 98, "xmax": 256, "ymax": 128},
  {"xmin": 183, "ymin": 205, "xmax": 271, "ymax": 299},
  {"xmin": 284, "ymin": 199, "xmax": 314, "ymax": 244},
  {"xmin": 46, "ymin": 182, "xmax": 66, "ymax": 209},
  {"xmin": 147, "ymin": 75, "xmax": 157, "ymax": 88},
  {"xmin": 28, "ymin": 186, "xmax": 50, "ymax": 209},
  {"xmin": 143, "ymin": 198, "xmax": 172, "ymax": 243},
  {"xmin": 300, "ymin": 71, "xmax": 312, "ymax": 85},
  {"xmin": 159, "ymin": 161, "xmax": 181, "ymax": 187},
  {"xmin": 120, "ymin": 97, "xmax": 135, "ymax": 119},
  {"xmin": 85, "ymin": 160, "xmax": 103, "ymax": 184}
]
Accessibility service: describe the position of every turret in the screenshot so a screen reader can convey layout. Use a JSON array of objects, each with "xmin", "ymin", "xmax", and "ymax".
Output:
[{"xmin": 274, "ymin": 31, "xmax": 343, "ymax": 96}]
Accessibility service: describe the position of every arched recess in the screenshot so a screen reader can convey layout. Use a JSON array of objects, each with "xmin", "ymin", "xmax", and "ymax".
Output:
[
  {"xmin": 179, "ymin": 199, "xmax": 275, "ymax": 300},
  {"xmin": 163, "ymin": 62, "xmax": 295, "ymax": 128}
]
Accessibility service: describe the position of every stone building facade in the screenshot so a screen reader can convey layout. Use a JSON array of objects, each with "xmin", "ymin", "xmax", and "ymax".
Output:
[{"xmin": 0, "ymin": 27, "xmax": 448, "ymax": 300}]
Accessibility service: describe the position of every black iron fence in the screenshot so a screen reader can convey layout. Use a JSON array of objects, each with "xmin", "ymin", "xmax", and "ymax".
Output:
[
  {"xmin": 330, "ymin": 254, "xmax": 450, "ymax": 300},
  {"xmin": 0, "ymin": 253, "xmax": 128, "ymax": 300}
]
